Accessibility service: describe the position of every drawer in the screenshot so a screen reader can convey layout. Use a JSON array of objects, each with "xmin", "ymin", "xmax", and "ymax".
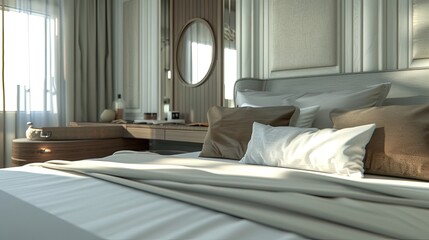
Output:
[
  {"xmin": 165, "ymin": 129, "xmax": 207, "ymax": 143},
  {"xmin": 12, "ymin": 138, "xmax": 148, "ymax": 166}
]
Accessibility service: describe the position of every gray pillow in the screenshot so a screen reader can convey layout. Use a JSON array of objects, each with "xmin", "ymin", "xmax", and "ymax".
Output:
[{"xmin": 236, "ymin": 83, "xmax": 391, "ymax": 128}]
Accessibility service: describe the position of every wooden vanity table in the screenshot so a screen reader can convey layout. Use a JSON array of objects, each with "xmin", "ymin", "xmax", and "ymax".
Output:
[{"xmin": 69, "ymin": 122, "xmax": 208, "ymax": 143}]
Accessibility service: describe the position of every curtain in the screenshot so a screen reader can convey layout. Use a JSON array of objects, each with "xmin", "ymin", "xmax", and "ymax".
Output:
[
  {"xmin": 0, "ymin": 0, "xmax": 113, "ymax": 168},
  {"xmin": 63, "ymin": 0, "xmax": 113, "ymax": 122}
]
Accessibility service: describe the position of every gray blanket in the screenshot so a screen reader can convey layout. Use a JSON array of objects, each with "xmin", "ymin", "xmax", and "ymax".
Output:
[{"xmin": 34, "ymin": 154, "xmax": 429, "ymax": 240}]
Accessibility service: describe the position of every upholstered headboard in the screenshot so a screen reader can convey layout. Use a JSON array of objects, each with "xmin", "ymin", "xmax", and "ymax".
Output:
[{"xmin": 234, "ymin": 68, "xmax": 429, "ymax": 105}]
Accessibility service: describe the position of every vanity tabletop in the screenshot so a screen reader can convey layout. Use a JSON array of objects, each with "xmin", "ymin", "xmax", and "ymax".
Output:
[{"xmin": 70, "ymin": 122, "xmax": 208, "ymax": 143}]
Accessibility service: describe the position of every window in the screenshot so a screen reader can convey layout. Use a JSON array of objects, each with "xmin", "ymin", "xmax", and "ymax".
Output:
[{"xmin": 0, "ymin": 9, "xmax": 57, "ymax": 112}]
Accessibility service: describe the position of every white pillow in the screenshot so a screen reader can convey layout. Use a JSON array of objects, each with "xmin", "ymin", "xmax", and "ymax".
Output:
[
  {"xmin": 241, "ymin": 103, "xmax": 320, "ymax": 128},
  {"xmin": 236, "ymin": 83, "xmax": 391, "ymax": 128},
  {"xmin": 240, "ymin": 122, "xmax": 376, "ymax": 177}
]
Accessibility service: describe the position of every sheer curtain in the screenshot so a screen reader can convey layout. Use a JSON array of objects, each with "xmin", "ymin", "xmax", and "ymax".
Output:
[
  {"xmin": 0, "ymin": 0, "xmax": 113, "ymax": 168},
  {"xmin": 0, "ymin": 0, "xmax": 64, "ymax": 168}
]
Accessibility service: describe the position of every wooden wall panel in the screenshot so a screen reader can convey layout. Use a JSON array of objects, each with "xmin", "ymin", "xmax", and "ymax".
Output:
[{"xmin": 171, "ymin": 0, "xmax": 223, "ymax": 123}]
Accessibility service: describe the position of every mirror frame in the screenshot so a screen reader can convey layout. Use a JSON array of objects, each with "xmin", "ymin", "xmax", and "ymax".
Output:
[{"xmin": 176, "ymin": 18, "xmax": 216, "ymax": 87}]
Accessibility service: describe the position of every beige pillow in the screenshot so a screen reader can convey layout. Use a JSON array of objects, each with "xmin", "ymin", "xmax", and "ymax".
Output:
[
  {"xmin": 331, "ymin": 105, "xmax": 429, "ymax": 181},
  {"xmin": 200, "ymin": 106, "xmax": 296, "ymax": 160}
]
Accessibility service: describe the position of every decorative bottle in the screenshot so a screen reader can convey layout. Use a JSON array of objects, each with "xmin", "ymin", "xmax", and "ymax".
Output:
[{"xmin": 114, "ymin": 94, "xmax": 125, "ymax": 120}]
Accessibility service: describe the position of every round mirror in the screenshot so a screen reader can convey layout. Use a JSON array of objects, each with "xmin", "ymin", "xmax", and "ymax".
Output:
[{"xmin": 177, "ymin": 18, "xmax": 215, "ymax": 86}]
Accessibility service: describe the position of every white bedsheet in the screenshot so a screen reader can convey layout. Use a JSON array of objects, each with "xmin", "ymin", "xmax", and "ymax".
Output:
[
  {"xmin": 33, "ymin": 152, "xmax": 429, "ymax": 239},
  {"xmin": 0, "ymin": 152, "xmax": 303, "ymax": 240}
]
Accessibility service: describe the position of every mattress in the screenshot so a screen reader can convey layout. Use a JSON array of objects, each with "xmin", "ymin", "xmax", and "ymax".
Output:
[{"xmin": 0, "ymin": 152, "xmax": 303, "ymax": 240}]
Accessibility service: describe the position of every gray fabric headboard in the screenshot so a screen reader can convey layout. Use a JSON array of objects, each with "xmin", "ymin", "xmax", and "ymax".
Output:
[{"xmin": 234, "ymin": 69, "xmax": 429, "ymax": 106}]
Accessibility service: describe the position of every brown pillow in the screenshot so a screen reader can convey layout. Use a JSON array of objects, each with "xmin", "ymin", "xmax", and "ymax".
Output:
[
  {"xmin": 199, "ymin": 106, "xmax": 296, "ymax": 160},
  {"xmin": 331, "ymin": 105, "xmax": 429, "ymax": 181}
]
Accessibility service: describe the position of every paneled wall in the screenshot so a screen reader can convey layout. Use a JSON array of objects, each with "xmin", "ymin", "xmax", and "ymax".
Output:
[
  {"xmin": 237, "ymin": 0, "xmax": 429, "ymax": 79},
  {"xmin": 171, "ymin": 0, "xmax": 223, "ymax": 123},
  {"xmin": 412, "ymin": 0, "xmax": 429, "ymax": 67},
  {"xmin": 269, "ymin": 0, "xmax": 338, "ymax": 74}
]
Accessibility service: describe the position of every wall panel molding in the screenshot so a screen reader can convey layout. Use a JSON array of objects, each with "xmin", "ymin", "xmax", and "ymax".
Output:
[
  {"xmin": 386, "ymin": 0, "xmax": 398, "ymax": 70},
  {"xmin": 341, "ymin": 0, "xmax": 353, "ymax": 73},
  {"xmin": 398, "ymin": 0, "xmax": 411, "ymax": 69},
  {"xmin": 237, "ymin": 0, "xmax": 265, "ymax": 79},
  {"xmin": 362, "ymin": 0, "xmax": 381, "ymax": 72},
  {"xmin": 236, "ymin": 0, "xmax": 429, "ymax": 80},
  {"xmin": 410, "ymin": 0, "xmax": 429, "ymax": 68},
  {"xmin": 267, "ymin": 0, "xmax": 340, "ymax": 78},
  {"xmin": 352, "ymin": 0, "xmax": 363, "ymax": 72}
]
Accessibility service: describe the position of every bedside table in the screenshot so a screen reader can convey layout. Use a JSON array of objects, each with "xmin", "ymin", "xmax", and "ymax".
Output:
[{"xmin": 12, "ymin": 138, "xmax": 148, "ymax": 166}]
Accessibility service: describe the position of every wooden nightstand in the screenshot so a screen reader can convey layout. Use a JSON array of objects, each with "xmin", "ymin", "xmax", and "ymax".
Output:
[{"xmin": 12, "ymin": 138, "xmax": 148, "ymax": 166}]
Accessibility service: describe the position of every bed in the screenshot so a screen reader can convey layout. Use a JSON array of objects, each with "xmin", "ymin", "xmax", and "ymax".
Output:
[{"xmin": 2, "ymin": 68, "xmax": 429, "ymax": 240}]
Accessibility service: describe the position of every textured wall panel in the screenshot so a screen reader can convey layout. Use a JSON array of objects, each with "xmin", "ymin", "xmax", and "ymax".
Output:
[
  {"xmin": 172, "ymin": 0, "xmax": 223, "ymax": 123},
  {"xmin": 413, "ymin": 0, "xmax": 429, "ymax": 60},
  {"xmin": 269, "ymin": 0, "xmax": 338, "ymax": 72}
]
